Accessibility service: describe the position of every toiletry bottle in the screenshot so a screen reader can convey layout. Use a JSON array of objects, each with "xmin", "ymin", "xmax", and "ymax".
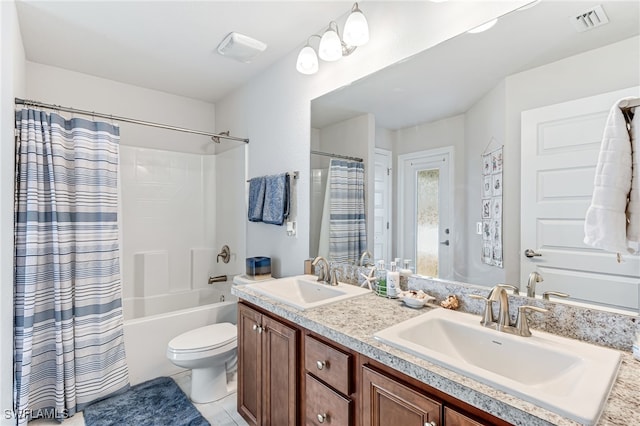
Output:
[
  {"xmin": 387, "ymin": 262, "xmax": 399, "ymax": 298},
  {"xmin": 399, "ymin": 259, "xmax": 412, "ymax": 276},
  {"xmin": 376, "ymin": 260, "xmax": 387, "ymax": 296}
]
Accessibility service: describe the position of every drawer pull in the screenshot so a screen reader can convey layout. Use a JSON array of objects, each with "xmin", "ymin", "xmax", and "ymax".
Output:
[
  {"xmin": 316, "ymin": 360, "xmax": 327, "ymax": 370},
  {"xmin": 317, "ymin": 413, "xmax": 327, "ymax": 423},
  {"xmin": 252, "ymin": 324, "xmax": 263, "ymax": 333},
  {"xmin": 425, "ymin": 422, "xmax": 437, "ymax": 426}
]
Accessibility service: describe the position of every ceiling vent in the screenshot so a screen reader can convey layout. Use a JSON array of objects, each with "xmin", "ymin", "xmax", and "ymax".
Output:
[
  {"xmin": 217, "ymin": 32, "xmax": 267, "ymax": 63},
  {"xmin": 571, "ymin": 5, "xmax": 609, "ymax": 32}
]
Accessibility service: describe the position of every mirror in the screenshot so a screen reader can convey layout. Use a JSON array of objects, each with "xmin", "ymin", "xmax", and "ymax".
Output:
[{"xmin": 309, "ymin": 1, "xmax": 640, "ymax": 313}]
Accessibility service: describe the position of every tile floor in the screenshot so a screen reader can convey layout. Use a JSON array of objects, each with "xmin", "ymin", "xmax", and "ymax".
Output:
[{"xmin": 29, "ymin": 371, "xmax": 248, "ymax": 426}]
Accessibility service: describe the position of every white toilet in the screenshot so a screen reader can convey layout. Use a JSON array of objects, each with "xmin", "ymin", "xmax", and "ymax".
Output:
[{"xmin": 166, "ymin": 322, "xmax": 237, "ymax": 403}]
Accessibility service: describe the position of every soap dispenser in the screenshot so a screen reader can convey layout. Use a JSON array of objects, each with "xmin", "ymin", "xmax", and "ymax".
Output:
[
  {"xmin": 376, "ymin": 260, "xmax": 387, "ymax": 296},
  {"xmin": 399, "ymin": 259, "xmax": 412, "ymax": 276},
  {"xmin": 387, "ymin": 262, "xmax": 399, "ymax": 298}
]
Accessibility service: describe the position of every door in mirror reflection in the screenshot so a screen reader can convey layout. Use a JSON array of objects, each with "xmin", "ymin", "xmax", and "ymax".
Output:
[
  {"xmin": 398, "ymin": 148, "xmax": 453, "ymax": 279},
  {"xmin": 521, "ymin": 88, "xmax": 640, "ymax": 311},
  {"xmin": 374, "ymin": 149, "xmax": 392, "ymax": 262}
]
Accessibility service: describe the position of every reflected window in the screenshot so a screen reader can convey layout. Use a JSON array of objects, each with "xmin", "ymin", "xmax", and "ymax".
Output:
[{"xmin": 416, "ymin": 169, "xmax": 439, "ymax": 276}]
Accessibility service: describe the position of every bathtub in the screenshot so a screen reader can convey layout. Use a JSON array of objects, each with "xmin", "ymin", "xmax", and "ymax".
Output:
[{"xmin": 123, "ymin": 281, "xmax": 237, "ymax": 385}]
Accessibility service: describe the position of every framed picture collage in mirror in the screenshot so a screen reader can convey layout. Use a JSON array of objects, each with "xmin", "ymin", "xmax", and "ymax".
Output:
[{"xmin": 482, "ymin": 145, "xmax": 503, "ymax": 268}]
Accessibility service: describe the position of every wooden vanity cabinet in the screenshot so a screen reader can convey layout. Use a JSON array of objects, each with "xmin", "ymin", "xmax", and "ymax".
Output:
[
  {"xmin": 360, "ymin": 360, "xmax": 511, "ymax": 426},
  {"xmin": 362, "ymin": 365, "xmax": 441, "ymax": 426},
  {"xmin": 444, "ymin": 407, "xmax": 485, "ymax": 426},
  {"xmin": 238, "ymin": 303, "xmax": 298, "ymax": 426},
  {"xmin": 237, "ymin": 301, "xmax": 510, "ymax": 426},
  {"xmin": 303, "ymin": 334, "xmax": 357, "ymax": 426}
]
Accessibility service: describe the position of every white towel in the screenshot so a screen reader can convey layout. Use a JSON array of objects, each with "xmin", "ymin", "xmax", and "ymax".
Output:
[{"xmin": 584, "ymin": 98, "xmax": 637, "ymax": 254}]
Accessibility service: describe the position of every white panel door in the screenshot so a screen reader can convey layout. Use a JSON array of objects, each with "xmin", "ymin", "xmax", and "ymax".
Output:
[
  {"xmin": 374, "ymin": 149, "xmax": 392, "ymax": 262},
  {"xmin": 398, "ymin": 147, "xmax": 453, "ymax": 279},
  {"xmin": 521, "ymin": 87, "xmax": 640, "ymax": 312}
]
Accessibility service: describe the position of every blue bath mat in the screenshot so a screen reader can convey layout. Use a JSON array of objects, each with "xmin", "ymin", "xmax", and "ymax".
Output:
[{"xmin": 83, "ymin": 376, "xmax": 209, "ymax": 426}]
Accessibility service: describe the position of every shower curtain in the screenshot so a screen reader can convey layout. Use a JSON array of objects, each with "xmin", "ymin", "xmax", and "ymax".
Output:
[
  {"xmin": 14, "ymin": 109, "xmax": 129, "ymax": 424},
  {"xmin": 321, "ymin": 159, "xmax": 367, "ymax": 262}
]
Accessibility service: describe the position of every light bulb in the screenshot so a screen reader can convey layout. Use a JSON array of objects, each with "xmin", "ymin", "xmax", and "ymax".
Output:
[
  {"xmin": 318, "ymin": 28, "xmax": 342, "ymax": 61},
  {"xmin": 296, "ymin": 45, "xmax": 319, "ymax": 75},
  {"xmin": 343, "ymin": 8, "xmax": 369, "ymax": 46}
]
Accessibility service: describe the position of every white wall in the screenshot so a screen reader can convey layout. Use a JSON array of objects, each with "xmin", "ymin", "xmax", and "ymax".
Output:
[
  {"xmin": 26, "ymin": 62, "xmax": 217, "ymax": 154},
  {"xmin": 216, "ymin": 2, "xmax": 528, "ymax": 277},
  {"xmin": 375, "ymin": 126, "xmax": 393, "ymax": 151},
  {"xmin": 464, "ymin": 80, "xmax": 506, "ymax": 286},
  {"xmin": 0, "ymin": 1, "xmax": 25, "ymax": 422}
]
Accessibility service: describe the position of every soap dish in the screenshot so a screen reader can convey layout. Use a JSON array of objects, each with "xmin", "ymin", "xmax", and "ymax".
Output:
[{"xmin": 403, "ymin": 297, "xmax": 426, "ymax": 309}]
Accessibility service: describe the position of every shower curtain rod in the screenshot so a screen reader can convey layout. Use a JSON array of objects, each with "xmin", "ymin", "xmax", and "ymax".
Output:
[
  {"xmin": 15, "ymin": 98, "xmax": 249, "ymax": 144},
  {"xmin": 311, "ymin": 150, "xmax": 363, "ymax": 163}
]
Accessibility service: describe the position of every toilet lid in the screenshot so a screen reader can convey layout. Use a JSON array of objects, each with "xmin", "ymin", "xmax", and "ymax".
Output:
[{"xmin": 168, "ymin": 322, "xmax": 237, "ymax": 352}]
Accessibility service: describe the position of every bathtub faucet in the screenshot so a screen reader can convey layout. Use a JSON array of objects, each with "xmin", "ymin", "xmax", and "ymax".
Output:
[{"xmin": 208, "ymin": 275, "xmax": 228, "ymax": 284}]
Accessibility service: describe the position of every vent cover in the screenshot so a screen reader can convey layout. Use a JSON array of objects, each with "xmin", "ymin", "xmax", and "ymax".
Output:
[
  {"xmin": 571, "ymin": 5, "xmax": 609, "ymax": 32},
  {"xmin": 217, "ymin": 32, "xmax": 267, "ymax": 63}
]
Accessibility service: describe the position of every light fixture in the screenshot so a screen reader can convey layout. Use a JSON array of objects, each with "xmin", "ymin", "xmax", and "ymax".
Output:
[
  {"xmin": 343, "ymin": 3, "xmax": 369, "ymax": 46},
  {"xmin": 296, "ymin": 2, "xmax": 369, "ymax": 75},
  {"xmin": 319, "ymin": 23, "xmax": 343, "ymax": 61},
  {"xmin": 296, "ymin": 36, "xmax": 320, "ymax": 75},
  {"xmin": 467, "ymin": 18, "xmax": 498, "ymax": 34}
]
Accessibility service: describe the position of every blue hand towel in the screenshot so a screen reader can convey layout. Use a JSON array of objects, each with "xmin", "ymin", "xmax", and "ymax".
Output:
[
  {"xmin": 248, "ymin": 177, "xmax": 266, "ymax": 222},
  {"xmin": 262, "ymin": 173, "xmax": 289, "ymax": 225}
]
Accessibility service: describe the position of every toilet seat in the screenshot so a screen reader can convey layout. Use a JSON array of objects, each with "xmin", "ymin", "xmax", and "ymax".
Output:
[{"xmin": 167, "ymin": 322, "xmax": 237, "ymax": 357}]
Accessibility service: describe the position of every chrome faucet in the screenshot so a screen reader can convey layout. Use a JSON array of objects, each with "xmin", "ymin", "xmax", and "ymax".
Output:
[
  {"xmin": 311, "ymin": 256, "xmax": 338, "ymax": 285},
  {"xmin": 358, "ymin": 250, "xmax": 373, "ymax": 267},
  {"xmin": 208, "ymin": 274, "xmax": 227, "ymax": 284},
  {"xmin": 488, "ymin": 284, "xmax": 518, "ymax": 330},
  {"xmin": 470, "ymin": 284, "xmax": 546, "ymax": 336},
  {"xmin": 526, "ymin": 271, "xmax": 543, "ymax": 297}
]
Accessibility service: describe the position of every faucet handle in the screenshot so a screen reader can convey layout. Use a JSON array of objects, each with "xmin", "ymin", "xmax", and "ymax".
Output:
[
  {"xmin": 515, "ymin": 305, "xmax": 548, "ymax": 337},
  {"xmin": 469, "ymin": 294, "xmax": 495, "ymax": 326},
  {"xmin": 496, "ymin": 284, "xmax": 519, "ymax": 295},
  {"xmin": 542, "ymin": 291, "xmax": 569, "ymax": 300},
  {"xmin": 330, "ymin": 269, "xmax": 339, "ymax": 286}
]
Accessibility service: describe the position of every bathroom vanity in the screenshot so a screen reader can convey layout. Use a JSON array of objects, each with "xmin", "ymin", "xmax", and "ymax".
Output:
[
  {"xmin": 232, "ymin": 284, "xmax": 640, "ymax": 426},
  {"xmin": 237, "ymin": 301, "xmax": 504, "ymax": 426}
]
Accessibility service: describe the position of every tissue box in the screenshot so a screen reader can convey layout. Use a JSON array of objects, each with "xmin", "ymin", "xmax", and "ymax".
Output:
[{"xmin": 246, "ymin": 257, "xmax": 271, "ymax": 277}]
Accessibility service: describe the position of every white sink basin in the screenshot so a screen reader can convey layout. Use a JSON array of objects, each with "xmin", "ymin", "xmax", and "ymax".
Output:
[
  {"xmin": 245, "ymin": 274, "xmax": 370, "ymax": 310},
  {"xmin": 374, "ymin": 308, "xmax": 621, "ymax": 425}
]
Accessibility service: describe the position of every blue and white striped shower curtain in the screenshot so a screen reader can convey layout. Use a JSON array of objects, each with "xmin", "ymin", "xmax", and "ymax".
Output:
[
  {"xmin": 328, "ymin": 159, "xmax": 367, "ymax": 262},
  {"xmin": 14, "ymin": 109, "xmax": 129, "ymax": 424}
]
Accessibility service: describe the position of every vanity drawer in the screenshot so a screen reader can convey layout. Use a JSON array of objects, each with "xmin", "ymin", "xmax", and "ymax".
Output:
[
  {"xmin": 305, "ymin": 335, "xmax": 352, "ymax": 395},
  {"xmin": 305, "ymin": 374, "xmax": 352, "ymax": 426}
]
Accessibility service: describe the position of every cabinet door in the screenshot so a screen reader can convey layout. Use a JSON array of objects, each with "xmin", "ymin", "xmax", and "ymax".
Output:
[
  {"xmin": 238, "ymin": 304, "xmax": 263, "ymax": 426},
  {"xmin": 444, "ymin": 407, "xmax": 484, "ymax": 426},
  {"xmin": 362, "ymin": 366, "xmax": 442, "ymax": 426},
  {"xmin": 262, "ymin": 314, "xmax": 298, "ymax": 425}
]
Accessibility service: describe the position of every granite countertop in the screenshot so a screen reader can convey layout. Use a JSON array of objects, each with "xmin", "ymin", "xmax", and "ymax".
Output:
[{"xmin": 231, "ymin": 285, "xmax": 640, "ymax": 426}]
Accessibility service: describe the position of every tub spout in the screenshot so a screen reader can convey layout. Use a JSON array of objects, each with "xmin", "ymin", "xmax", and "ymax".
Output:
[{"xmin": 208, "ymin": 275, "xmax": 228, "ymax": 284}]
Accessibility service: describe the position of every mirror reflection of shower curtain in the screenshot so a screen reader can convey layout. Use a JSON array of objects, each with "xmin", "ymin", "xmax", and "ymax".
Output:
[
  {"xmin": 311, "ymin": 168, "xmax": 329, "ymax": 258},
  {"xmin": 319, "ymin": 159, "xmax": 366, "ymax": 262}
]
